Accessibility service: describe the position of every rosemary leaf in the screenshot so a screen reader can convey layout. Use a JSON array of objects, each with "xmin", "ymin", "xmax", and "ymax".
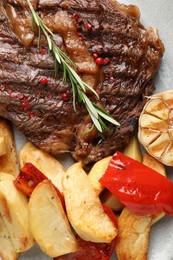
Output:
[
  {"xmin": 83, "ymin": 82, "xmax": 99, "ymax": 98},
  {"xmin": 67, "ymin": 66, "xmax": 86, "ymax": 93},
  {"xmin": 47, "ymin": 35, "xmax": 53, "ymax": 50},
  {"xmin": 99, "ymin": 118, "xmax": 110, "ymax": 132},
  {"xmin": 62, "ymin": 63, "xmax": 67, "ymax": 83},
  {"xmin": 32, "ymin": 11, "xmax": 40, "ymax": 27},
  {"xmin": 57, "ymin": 48, "xmax": 73, "ymax": 64},
  {"xmin": 83, "ymin": 124, "xmax": 95, "ymax": 135},
  {"xmin": 71, "ymin": 81, "xmax": 77, "ymax": 111},
  {"xmin": 26, "ymin": 0, "xmax": 120, "ymax": 134},
  {"xmin": 94, "ymin": 104, "xmax": 120, "ymax": 126},
  {"xmin": 54, "ymin": 48, "xmax": 61, "ymax": 64},
  {"xmin": 82, "ymin": 95, "xmax": 98, "ymax": 119},
  {"xmin": 31, "ymin": 14, "xmax": 35, "ymax": 30},
  {"xmin": 54, "ymin": 58, "xmax": 58, "ymax": 78},
  {"xmin": 77, "ymin": 88, "xmax": 83, "ymax": 103},
  {"xmin": 38, "ymin": 26, "xmax": 41, "ymax": 47},
  {"xmin": 87, "ymin": 109, "xmax": 102, "ymax": 133}
]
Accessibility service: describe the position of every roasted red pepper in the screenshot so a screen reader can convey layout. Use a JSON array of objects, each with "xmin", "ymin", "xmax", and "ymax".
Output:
[
  {"xmin": 99, "ymin": 151, "xmax": 173, "ymax": 215},
  {"xmin": 102, "ymin": 204, "xmax": 118, "ymax": 229},
  {"xmin": 55, "ymin": 235, "xmax": 116, "ymax": 260},
  {"xmin": 14, "ymin": 162, "xmax": 65, "ymax": 208},
  {"xmin": 14, "ymin": 163, "xmax": 46, "ymax": 196}
]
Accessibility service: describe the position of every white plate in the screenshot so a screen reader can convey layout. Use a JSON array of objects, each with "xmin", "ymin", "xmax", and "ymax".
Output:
[{"xmin": 17, "ymin": 0, "xmax": 173, "ymax": 259}]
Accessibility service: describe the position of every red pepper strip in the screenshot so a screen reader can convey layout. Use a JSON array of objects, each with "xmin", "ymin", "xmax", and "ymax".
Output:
[
  {"xmin": 14, "ymin": 162, "xmax": 65, "ymax": 208},
  {"xmin": 99, "ymin": 151, "xmax": 173, "ymax": 215},
  {"xmin": 54, "ymin": 236, "xmax": 116, "ymax": 260},
  {"xmin": 14, "ymin": 163, "xmax": 46, "ymax": 196},
  {"xmin": 102, "ymin": 204, "xmax": 118, "ymax": 229},
  {"xmin": 55, "ymin": 205, "xmax": 117, "ymax": 260}
]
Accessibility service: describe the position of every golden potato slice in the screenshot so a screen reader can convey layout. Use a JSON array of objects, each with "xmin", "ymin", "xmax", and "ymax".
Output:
[
  {"xmin": 116, "ymin": 207, "xmax": 151, "ymax": 260},
  {"xmin": 0, "ymin": 136, "xmax": 6, "ymax": 157},
  {"xmin": 101, "ymin": 190, "xmax": 124, "ymax": 211},
  {"xmin": 0, "ymin": 213, "xmax": 18, "ymax": 260},
  {"xmin": 28, "ymin": 180, "xmax": 77, "ymax": 257},
  {"xmin": 138, "ymin": 90, "xmax": 173, "ymax": 166},
  {"xmin": 0, "ymin": 120, "xmax": 19, "ymax": 177},
  {"xmin": 63, "ymin": 162, "xmax": 118, "ymax": 243},
  {"xmin": 0, "ymin": 173, "xmax": 34, "ymax": 252},
  {"xmin": 18, "ymin": 142, "xmax": 65, "ymax": 193},
  {"xmin": 88, "ymin": 156, "xmax": 111, "ymax": 196},
  {"xmin": 124, "ymin": 136, "xmax": 142, "ymax": 162},
  {"xmin": 151, "ymin": 212, "xmax": 165, "ymax": 226},
  {"xmin": 88, "ymin": 156, "xmax": 123, "ymax": 211},
  {"xmin": 142, "ymin": 153, "xmax": 166, "ymax": 176}
]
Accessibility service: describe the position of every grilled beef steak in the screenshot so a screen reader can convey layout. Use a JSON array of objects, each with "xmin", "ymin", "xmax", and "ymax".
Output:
[{"xmin": 0, "ymin": 0, "xmax": 164, "ymax": 164}]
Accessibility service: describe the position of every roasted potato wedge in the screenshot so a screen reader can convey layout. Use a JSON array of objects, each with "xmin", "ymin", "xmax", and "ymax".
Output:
[
  {"xmin": 0, "ymin": 136, "xmax": 6, "ymax": 156},
  {"xmin": 124, "ymin": 136, "xmax": 143, "ymax": 163},
  {"xmin": 142, "ymin": 153, "xmax": 166, "ymax": 225},
  {"xmin": 0, "ymin": 120, "xmax": 19, "ymax": 177},
  {"xmin": 0, "ymin": 213, "xmax": 18, "ymax": 260},
  {"xmin": 88, "ymin": 156, "xmax": 123, "ymax": 211},
  {"xmin": 18, "ymin": 142, "xmax": 65, "ymax": 193},
  {"xmin": 28, "ymin": 180, "xmax": 77, "ymax": 257},
  {"xmin": 88, "ymin": 156, "xmax": 112, "ymax": 196},
  {"xmin": 0, "ymin": 173, "xmax": 34, "ymax": 252},
  {"xmin": 151, "ymin": 212, "xmax": 165, "ymax": 226},
  {"xmin": 116, "ymin": 207, "xmax": 151, "ymax": 260},
  {"xmin": 142, "ymin": 152, "xmax": 166, "ymax": 176},
  {"xmin": 116, "ymin": 152, "xmax": 166, "ymax": 259},
  {"xmin": 63, "ymin": 162, "xmax": 118, "ymax": 243},
  {"xmin": 101, "ymin": 190, "xmax": 124, "ymax": 211}
]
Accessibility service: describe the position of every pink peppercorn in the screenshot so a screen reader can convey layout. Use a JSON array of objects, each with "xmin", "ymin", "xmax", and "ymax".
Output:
[
  {"xmin": 61, "ymin": 92, "xmax": 69, "ymax": 101},
  {"xmin": 95, "ymin": 57, "xmax": 104, "ymax": 65},
  {"xmin": 40, "ymin": 77, "xmax": 48, "ymax": 85},
  {"xmin": 41, "ymin": 49, "xmax": 46, "ymax": 55},
  {"xmin": 93, "ymin": 53, "xmax": 98, "ymax": 59},
  {"xmin": 86, "ymin": 23, "xmax": 92, "ymax": 30},
  {"xmin": 104, "ymin": 57, "xmax": 110, "ymax": 65}
]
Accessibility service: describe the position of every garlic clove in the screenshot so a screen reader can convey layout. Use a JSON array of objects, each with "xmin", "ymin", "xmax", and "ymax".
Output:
[
  {"xmin": 145, "ymin": 98, "xmax": 169, "ymax": 120},
  {"xmin": 140, "ymin": 114, "xmax": 168, "ymax": 131},
  {"xmin": 148, "ymin": 132, "xmax": 170, "ymax": 158}
]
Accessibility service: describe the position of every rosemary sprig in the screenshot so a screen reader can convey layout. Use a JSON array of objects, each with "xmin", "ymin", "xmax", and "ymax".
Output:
[{"xmin": 26, "ymin": 0, "xmax": 120, "ymax": 133}]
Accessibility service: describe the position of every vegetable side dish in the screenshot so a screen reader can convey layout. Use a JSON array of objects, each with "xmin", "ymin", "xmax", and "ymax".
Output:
[{"xmin": 0, "ymin": 117, "xmax": 171, "ymax": 259}]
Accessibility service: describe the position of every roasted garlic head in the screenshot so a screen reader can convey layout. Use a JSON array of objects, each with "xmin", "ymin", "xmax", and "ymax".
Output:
[{"xmin": 138, "ymin": 90, "xmax": 173, "ymax": 166}]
